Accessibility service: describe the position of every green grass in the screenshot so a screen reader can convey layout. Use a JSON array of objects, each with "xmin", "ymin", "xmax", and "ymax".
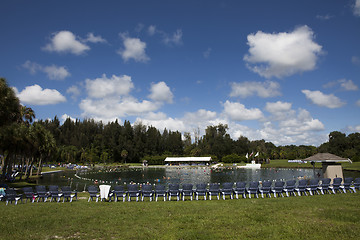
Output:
[
  {"xmin": 262, "ymin": 159, "xmax": 360, "ymax": 171},
  {"xmin": 1, "ymin": 193, "xmax": 360, "ymax": 240}
]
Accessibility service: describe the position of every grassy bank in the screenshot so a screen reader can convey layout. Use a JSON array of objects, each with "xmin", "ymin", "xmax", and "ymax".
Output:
[
  {"xmin": 1, "ymin": 193, "xmax": 359, "ymax": 240},
  {"xmin": 261, "ymin": 159, "xmax": 360, "ymax": 171}
]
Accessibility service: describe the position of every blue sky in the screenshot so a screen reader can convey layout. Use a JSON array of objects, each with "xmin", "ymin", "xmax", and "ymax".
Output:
[{"xmin": 1, "ymin": 0, "xmax": 360, "ymax": 146}]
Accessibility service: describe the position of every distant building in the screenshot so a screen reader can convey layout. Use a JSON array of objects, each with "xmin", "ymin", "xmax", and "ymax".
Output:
[{"xmin": 164, "ymin": 157, "xmax": 212, "ymax": 165}]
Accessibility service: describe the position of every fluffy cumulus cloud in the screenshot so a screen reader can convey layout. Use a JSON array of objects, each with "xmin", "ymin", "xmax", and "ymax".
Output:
[
  {"xmin": 66, "ymin": 85, "xmax": 81, "ymax": 100},
  {"xmin": 132, "ymin": 102, "xmax": 326, "ymax": 146},
  {"xmin": 43, "ymin": 31, "xmax": 90, "ymax": 55},
  {"xmin": 42, "ymin": 65, "xmax": 70, "ymax": 80},
  {"xmin": 354, "ymin": 0, "xmax": 360, "ymax": 16},
  {"xmin": 148, "ymin": 25, "xmax": 157, "ymax": 36},
  {"xmin": 265, "ymin": 101, "xmax": 292, "ymax": 113},
  {"xmin": 223, "ymin": 101, "xmax": 263, "ymax": 121},
  {"xmin": 23, "ymin": 61, "xmax": 70, "ymax": 80},
  {"xmin": 324, "ymin": 79, "xmax": 358, "ymax": 91},
  {"xmin": 117, "ymin": 34, "xmax": 149, "ymax": 62},
  {"xmin": 84, "ymin": 33, "xmax": 107, "ymax": 43},
  {"xmin": 244, "ymin": 25, "xmax": 322, "ymax": 78},
  {"xmin": 302, "ymin": 90, "xmax": 346, "ymax": 108},
  {"xmin": 135, "ymin": 114, "xmax": 187, "ymax": 132},
  {"xmin": 15, "ymin": 84, "xmax": 66, "ymax": 105},
  {"xmin": 148, "ymin": 82, "xmax": 174, "ymax": 103},
  {"xmin": 85, "ymin": 74, "xmax": 134, "ymax": 98},
  {"xmin": 230, "ymin": 81, "xmax": 281, "ymax": 98},
  {"xmin": 61, "ymin": 114, "xmax": 76, "ymax": 123},
  {"xmin": 78, "ymin": 74, "xmax": 177, "ymax": 122},
  {"xmin": 163, "ymin": 29, "xmax": 183, "ymax": 45},
  {"xmin": 339, "ymin": 79, "xmax": 358, "ymax": 91},
  {"xmin": 79, "ymin": 97, "xmax": 160, "ymax": 121}
]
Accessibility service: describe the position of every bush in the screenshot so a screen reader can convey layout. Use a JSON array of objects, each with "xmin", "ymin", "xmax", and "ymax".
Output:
[
  {"xmin": 222, "ymin": 153, "xmax": 243, "ymax": 163},
  {"xmin": 142, "ymin": 155, "xmax": 166, "ymax": 165}
]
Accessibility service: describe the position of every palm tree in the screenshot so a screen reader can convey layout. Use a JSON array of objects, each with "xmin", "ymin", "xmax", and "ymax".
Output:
[
  {"xmin": 0, "ymin": 78, "xmax": 22, "ymax": 127},
  {"xmin": 21, "ymin": 105, "xmax": 35, "ymax": 125}
]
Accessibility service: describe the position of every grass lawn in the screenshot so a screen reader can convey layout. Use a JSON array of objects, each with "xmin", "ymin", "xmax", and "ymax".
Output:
[
  {"xmin": 1, "ymin": 193, "xmax": 360, "ymax": 240},
  {"xmin": 262, "ymin": 159, "xmax": 360, "ymax": 171}
]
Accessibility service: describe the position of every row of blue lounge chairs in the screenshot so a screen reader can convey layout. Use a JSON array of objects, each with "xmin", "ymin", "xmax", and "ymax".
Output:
[
  {"xmin": 0, "ymin": 185, "xmax": 77, "ymax": 205},
  {"xmin": 87, "ymin": 177, "xmax": 360, "ymax": 202}
]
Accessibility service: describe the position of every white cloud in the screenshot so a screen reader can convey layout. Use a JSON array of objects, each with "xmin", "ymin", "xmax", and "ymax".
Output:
[
  {"xmin": 84, "ymin": 33, "xmax": 107, "ymax": 43},
  {"xmin": 356, "ymin": 99, "xmax": 360, "ymax": 107},
  {"xmin": 203, "ymin": 48, "xmax": 212, "ymax": 59},
  {"xmin": 61, "ymin": 114, "xmax": 76, "ymax": 123},
  {"xmin": 85, "ymin": 74, "xmax": 134, "ymax": 98},
  {"xmin": 302, "ymin": 89, "xmax": 345, "ymax": 108},
  {"xmin": 15, "ymin": 84, "xmax": 66, "ymax": 105},
  {"xmin": 43, "ymin": 31, "xmax": 90, "ymax": 55},
  {"xmin": 117, "ymin": 35, "xmax": 149, "ymax": 62},
  {"xmin": 352, "ymin": 56, "xmax": 360, "ymax": 66},
  {"xmin": 148, "ymin": 25, "xmax": 157, "ymax": 36},
  {"xmin": 230, "ymin": 81, "xmax": 281, "ymax": 98},
  {"xmin": 148, "ymin": 81, "xmax": 174, "ymax": 103},
  {"xmin": 22, "ymin": 60, "xmax": 41, "ymax": 74},
  {"xmin": 324, "ymin": 79, "xmax": 358, "ymax": 91},
  {"xmin": 265, "ymin": 101, "xmax": 292, "ymax": 113},
  {"xmin": 354, "ymin": 0, "xmax": 360, "ymax": 16},
  {"xmin": 23, "ymin": 61, "xmax": 70, "ymax": 80},
  {"xmin": 79, "ymin": 97, "xmax": 160, "ymax": 120},
  {"xmin": 79, "ymin": 74, "xmax": 176, "ymax": 122},
  {"xmin": 66, "ymin": 85, "xmax": 81, "ymax": 100},
  {"xmin": 223, "ymin": 101, "xmax": 263, "ymax": 121},
  {"xmin": 184, "ymin": 109, "xmax": 217, "ymax": 122},
  {"xmin": 244, "ymin": 25, "xmax": 323, "ymax": 78},
  {"xmin": 135, "ymin": 115, "xmax": 186, "ymax": 132},
  {"xmin": 42, "ymin": 65, "xmax": 71, "ymax": 80},
  {"xmin": 163, "ymin": 29, "xmax": 183, "ymax": 45},
  {"xmin": 339, "ymin": 79, "xmax": 358, "ymax": 91},
  {"xmin": 345, "ymin": 125, "xmax": 360, "ymax": 132},
  {"xmin": 316, "ymin": 14, "xmax": 333, "ymax": 20}
]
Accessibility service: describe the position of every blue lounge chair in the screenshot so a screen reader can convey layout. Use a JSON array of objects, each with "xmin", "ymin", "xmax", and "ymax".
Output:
[
  {"xmin": 36, "ymin": 185, "xmax": 49, "ymax": 202},
  {"xmin": 181, "ymin": 183, "xmax": 193, "ymax": 201},
  {"xmin": 112, "ymin": 185, "xmax": 126, "ymax": 202},
  {"xmin": 127, "ymin": 184, "xmax": 140, "ymax": 201},
  {"xmin": 233, "ymin": 182, "xmax": 246, "ymax": 199},
  {"xmin": 330, "ymin": 178, "xmax": 342, "ymax": 194},
  {"xmin": 220, "ymin": 182, "xmax": 234, "ymax": 200},
  {"xmin": 155, "ymin": 184, "xmax": 167, "ymax": 201},
  {"xmin": 283, "ymin": 180, "xmax": 296, "ymax": 197},
  {"xmin": 318, "ymin": 178, "xmax": 331, "ymax": 194},
  {"xmin": 141, "ymin": 184, "xmax": 154, "ymax": 201},
  {"xmin": 247, "ymin": 181, "xmax": 259, "ymax": 198},
  {"xmin": 49, "ymin": 185, "xmax": 63, "ymax": 202},
  {"xmin": 272, "ymin": 181, "xmax": 285, "ymax": 197},
  {"xmin": 61, "ymin": 186, "xmax": 76, "ymax": 202},
  {"xmin": 307, "ymin": 179, "xmax": 320, "ymax": 196},
  {"xmin": 22, "ymin": 187, "xmax": 36, "ymax": 203},
  {"xmin": 353, "ymin": 178, "xmax": 360, "ymax": 192},
  {"xmin": 259, "ymin": 181, "xmax": 272, "ymax": 198},
  {"xmin": 168, "ymin": 184, "xmax": 180, "ymax": 201},
  {"xmin": 341, "ymin": 177, "xmax": 355, "ymax": 193},
  {"xmin": 208, "ymin": 183, "xmax": 220, "ymax": 200},
  {"xmin": 295, "ymin": 179, "xmax": 308, "ymax": 196},
  {"xmin": 5, "ymin": 188, "xmax": 21, "ymax": 205},
  {"xmin": 87, "ymin": 185, "xmax": 100, "ymax": 202},
  {"xmin": 194, "ymin": 183, "xmax": 207, "ymax": 200}
]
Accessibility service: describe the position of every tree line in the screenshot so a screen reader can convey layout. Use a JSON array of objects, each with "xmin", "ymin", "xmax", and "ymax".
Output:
[{"xmin": 1, "ymin": 77, "xmax": 360, "ymax": 181}]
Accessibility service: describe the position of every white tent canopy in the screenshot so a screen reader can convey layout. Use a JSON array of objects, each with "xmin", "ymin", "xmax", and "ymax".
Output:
[{"xmin": 164, "ymin": 157, "xmax": 212, "ymax": 162}]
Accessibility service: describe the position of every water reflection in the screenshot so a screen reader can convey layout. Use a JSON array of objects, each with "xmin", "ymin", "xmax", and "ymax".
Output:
[{"xmin": 38, "ymin": 167, "xmax": 360, "ymax": 191}]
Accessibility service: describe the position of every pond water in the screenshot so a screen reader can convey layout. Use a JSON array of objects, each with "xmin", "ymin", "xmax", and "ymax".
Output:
[{"xmin": 37, "ymin": 167, "xmax": 360, "ymax": 191}]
